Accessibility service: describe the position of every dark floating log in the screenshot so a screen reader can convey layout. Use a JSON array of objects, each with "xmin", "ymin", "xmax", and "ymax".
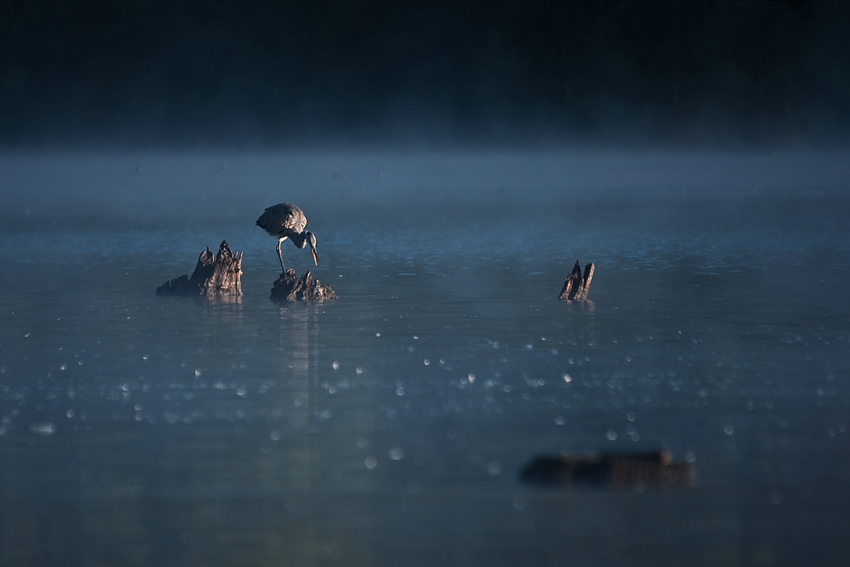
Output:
[
  {"xmin": 156, "ymin": 241, "xmax": 242, "ymax": 299},
  {"xmin": 270, "ymin": 269, "xmax": 337, "ymax": 302},
  {"xmin": 559, "ymin": 260, "xmax": 595, "ymax": 301},
  {"xmin": 520, "ymin": 450, "xmax": 697, "ymax": 489}
]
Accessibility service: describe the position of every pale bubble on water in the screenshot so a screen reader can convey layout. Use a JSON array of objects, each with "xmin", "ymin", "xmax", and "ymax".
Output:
[
  {"xmin": 269, "ymin": 430, "xmax": 282, "ymax": 441},
  {"xmin": 467, "ymin": 373, "xmax": 476, "ymax": 383},
  {"xmin": 423, "ymin": 359, "xmax": 430, "ymax": 365},
  {"xmin": 332, "ymin": 361, "xmax": 340, "ymax": 370},
  {"xmin": 685, "ymin": 450, "xmax": 696, "ymax": 463},
  {"xmin": 194, "ymin": 369, "xmax": 202, "ymax": 377},
  {"xmin": 563, "ymin": 374, "xmax": 572, "ymax": 383},
  {"xmin": 389, "ymin": 448, "xmax": 404, "ymax": 460},
  {"xmin": 606, "ymin": 429, "xmax": 618, "ymax": 441},
  {"xmin": 356, "ymin": 367, "xmax": 363, "ymax": 374},
  {"xmin": 365, "ymin": 456, "xmax": 378, "ymax": 469},
  {"xmin": 30, "ymin": 423, "xmax": 55, "ymax": 436},
  {"xmin": 356, "ymin": 437, "xmax": 369, "ymax": 448},
  {"xmin": 724, "ymin": 424, "xmax": 734, "ymax": 435}
]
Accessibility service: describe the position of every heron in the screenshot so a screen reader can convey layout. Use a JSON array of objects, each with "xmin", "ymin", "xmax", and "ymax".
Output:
[{"xmin": 255, "ymin": 203, "xmax": 318, "ymax": 272}]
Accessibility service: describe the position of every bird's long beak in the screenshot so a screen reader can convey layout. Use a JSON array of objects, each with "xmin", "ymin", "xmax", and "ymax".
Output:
[{"xmin": 311, "ymin": 247, "xmax": 319, "ymax": 266}]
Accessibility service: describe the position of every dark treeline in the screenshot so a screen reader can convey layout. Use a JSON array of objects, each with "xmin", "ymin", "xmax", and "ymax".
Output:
[{"xmin": 1, "ymin": 0, "xmax": 847, "ymax": 148}]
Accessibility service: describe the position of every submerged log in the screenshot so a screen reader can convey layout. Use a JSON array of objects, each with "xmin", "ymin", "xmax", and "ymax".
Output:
[
  {"xmin": 559, "ymin": 260, "xmax": 595, "ymax": 301},
  {"xmin": 520, "ymin": 450, "xmax": 696, "ymax": 489},
  {"xmin": 156, "ymin": 241, "xmax": 242, "ymax": 299},
  {"xmin": 270, "ymin": 269, "xmax": 337, "ymax": 302}
]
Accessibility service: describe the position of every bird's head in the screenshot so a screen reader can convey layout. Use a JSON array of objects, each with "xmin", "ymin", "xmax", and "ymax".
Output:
[{"xmin": 306, "ymin": 231, "xmax": 318, "ymax": 265}]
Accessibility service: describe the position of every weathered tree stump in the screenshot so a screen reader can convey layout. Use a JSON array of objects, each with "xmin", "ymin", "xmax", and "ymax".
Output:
[
  {"xmin": 559, "ymin": 260, "xmax": 595, "ymax": 301},
  {"xmin": 270, "ymin": 269, "xmax": 337, "ymax": 302},
  {"xmin": 156, "ymin": 241, "xmax": 242, "ymax": 299},
  {"xmin": 519, "ymin": 450, "xmax": 696, "ymax": 489}
]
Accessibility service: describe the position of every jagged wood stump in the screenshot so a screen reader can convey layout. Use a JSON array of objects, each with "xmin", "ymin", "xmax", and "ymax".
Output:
[
  {"xmin": 520, "ymin": 450, "xmax": 696, "ymax": 489},
  {"xmin": 270, "ymin": 269, "xmax": 337, "ymax": 302},
  {"xmin": 156, "ymin": 241, "xmax": 242, "ymax": 299},
  {"xmin": 559, "ymin": 260, "xmax": 595, "ymax": 301}
]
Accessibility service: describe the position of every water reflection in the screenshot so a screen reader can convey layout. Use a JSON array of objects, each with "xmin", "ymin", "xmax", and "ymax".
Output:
[
  {"xmin": 1, "ymin": 173, "xmax": 849, "ymax": 566},
  {"xmin": 279, "ymin": 306, "xmax": 317, "ymax": 432}
]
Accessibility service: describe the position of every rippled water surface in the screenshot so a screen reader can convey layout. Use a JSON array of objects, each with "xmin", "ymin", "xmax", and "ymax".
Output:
[{"xmin": 1, "ymin": 153, "xmax": 849, "ymax": 566}]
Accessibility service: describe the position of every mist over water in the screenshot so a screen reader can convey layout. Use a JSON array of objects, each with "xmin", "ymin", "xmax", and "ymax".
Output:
[{"xmin": 1, "ymin": 150, "xmax": 849, "ymax": 566}]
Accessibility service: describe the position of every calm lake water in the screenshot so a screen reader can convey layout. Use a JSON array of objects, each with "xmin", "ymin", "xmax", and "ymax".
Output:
[{"xmin": 1, "ymin": 152, "xmax": 849, "ymax": 566}]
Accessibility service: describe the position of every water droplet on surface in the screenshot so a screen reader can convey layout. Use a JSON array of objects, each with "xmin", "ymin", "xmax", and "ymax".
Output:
[
  {"xmin": 356, "ymin": 437, "xmax": 369, "ymax": 448},
  {"xmin": 375, "ymin": 333, "xmax": 381, "ymax": 337},
  {"xmin": 30, "ymin": 423, "xmax": 55, "ymax": 436},
  {"xmin": 627, "ymin": 411, "xmax": 636, "ymax": 422},
  {"xmin": 467, "ymin": 373, "xmax": 476, "ymax": 383},
  {"xmin": 423, "ymin": 359, "xmax": 430, "ymax": 366},
  {"xmin": 332, "ymin": 361, "xmax": 340, "ymax": 370},
  {"xmin": 66, "ymin": 409, "xmax": 75, "ymax": 418},
  {"xmin": 356, "ymin": 367, "xmax": 363, "ymax": 374},
  {"xmin": 365, "ymin": 456, "xmax": 378, "ymax": 469},
  {"xmin": 563, "ymin": 374, "xmax": 572, "ymax": 383},
  {"xmin": 606, "ymin": 429, "xmax": 618, "ymax": 441}
]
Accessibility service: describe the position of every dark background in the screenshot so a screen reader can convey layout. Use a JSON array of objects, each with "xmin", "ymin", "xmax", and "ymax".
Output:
[{"xmin": 1, "ymin": 0, "xmax": 847, "ymax": 149}]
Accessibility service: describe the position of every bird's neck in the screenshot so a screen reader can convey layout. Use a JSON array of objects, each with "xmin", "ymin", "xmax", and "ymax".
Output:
[{"xmin": 291, "ymin": 231, "xmax": 308, "ymax": 249}]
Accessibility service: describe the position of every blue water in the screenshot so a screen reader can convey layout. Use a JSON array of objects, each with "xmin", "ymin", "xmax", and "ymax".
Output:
[{"xmin": 1, "ymin": 152, "xmax": 849, "ymax": 566}]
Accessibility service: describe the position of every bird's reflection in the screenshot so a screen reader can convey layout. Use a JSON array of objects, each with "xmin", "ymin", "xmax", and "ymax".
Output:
[
  {"xmin": 279, "ymin": 306, "xmax": 319, "ymax": 431},
  {"xmin": 276, "ymin": 306, "xmax": 322, "ymax": 493}
]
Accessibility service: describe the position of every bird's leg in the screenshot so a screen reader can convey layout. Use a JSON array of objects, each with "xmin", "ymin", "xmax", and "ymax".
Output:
[{"xmin": 276, "ymin": 239, "xmax": 286, "ymax": 273}]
